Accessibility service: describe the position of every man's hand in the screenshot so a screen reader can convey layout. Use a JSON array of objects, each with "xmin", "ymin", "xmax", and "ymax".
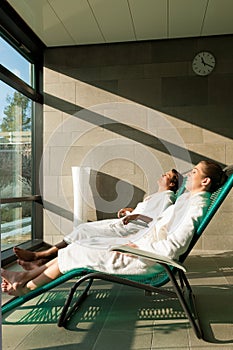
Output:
[
  {"xmin": 117, "ymin": 207, "xmax": 133, "ymax": 218},
  {"xmin": 122, "ymin": 214, "xmax": 153, "ymax": 225}
]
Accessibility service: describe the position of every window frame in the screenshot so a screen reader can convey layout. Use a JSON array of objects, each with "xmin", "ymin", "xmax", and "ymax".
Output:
[{"xmin": 0, "ymin": 0, "xmax": 46, "ymax": 265}]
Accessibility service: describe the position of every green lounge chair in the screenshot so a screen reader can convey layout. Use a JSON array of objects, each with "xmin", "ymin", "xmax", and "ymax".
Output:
[{"xmin": 2, "ymin": 172, "xmax": 233, "ymax": 340}]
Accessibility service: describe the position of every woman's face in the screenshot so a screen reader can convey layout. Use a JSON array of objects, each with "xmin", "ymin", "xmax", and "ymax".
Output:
[{"xmin": 186, "ymin": 163, "xmax": 207, "ymax": 192}]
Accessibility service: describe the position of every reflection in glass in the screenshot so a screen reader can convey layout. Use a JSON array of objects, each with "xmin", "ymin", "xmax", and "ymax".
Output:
[
  {"xmin": 0, "ymin": 36, "xmax": 33, "ymax": 86},
  {"xmin": 1, "ymin": 202, "xmax": 32, "ymax": 251},
  {"xmin": 0, "ymin": 82, "xmax": 32, "ymax": 250}
]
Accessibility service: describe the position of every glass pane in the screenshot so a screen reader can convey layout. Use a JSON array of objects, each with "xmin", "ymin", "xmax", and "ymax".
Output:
[
  {"xmin": 1, "ymin": 202, "xmax": 32, "ymax": 251},
  {"xmin": 0, "ymin": 81, "xmax": 32, "ymax": 249},
  {"xmin": 0, "ymin": 36, "xmax": 33, "ymax": 86}
]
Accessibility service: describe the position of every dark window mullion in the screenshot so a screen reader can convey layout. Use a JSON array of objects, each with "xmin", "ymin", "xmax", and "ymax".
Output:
[
  {"xmin": 0, "ymin": 0, "xmax": 44, "ymax": 255},
  {"xmin": 1, "ymin": 195, "xmax": 42, "ymax": 204},
  {"xmin": 0, "ymin": 64, "xmax": 42, "ymax": 103}
]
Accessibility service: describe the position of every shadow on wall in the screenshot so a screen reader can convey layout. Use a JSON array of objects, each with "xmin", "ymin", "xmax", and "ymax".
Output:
[
  {"xmin": 44, "ymin": 37, "xmax": 233, "ymax": 140},
  {"xmin": 44, "ymin": 93, "xmax": 226, "ymax": 168},
  {"xmin": 90, "ymin": 169, "xmax": 145, "ymax": 220},
  {"xmin": 43, "ymin": 169, "xmax": 145, "ymax": 222}
]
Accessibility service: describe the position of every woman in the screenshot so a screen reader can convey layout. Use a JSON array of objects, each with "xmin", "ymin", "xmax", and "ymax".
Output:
[{"xmin": 1, "ymin": 161, "xmax": 227, "ymax": 296}]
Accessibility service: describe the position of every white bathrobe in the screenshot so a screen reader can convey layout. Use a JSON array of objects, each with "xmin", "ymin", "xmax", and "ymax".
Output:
[
  {"xmin": 58, "ymin": 191, "xmax": 211, "ymax": 275},
  {"xmin": 63, "ymin": 190, "xmax": 176, "ymax": 247}
]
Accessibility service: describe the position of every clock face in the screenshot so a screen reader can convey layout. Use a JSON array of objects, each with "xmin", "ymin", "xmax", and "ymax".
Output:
[{"xmin": 192, "ymin": 51, "xmax": 216, "ymax": 76}]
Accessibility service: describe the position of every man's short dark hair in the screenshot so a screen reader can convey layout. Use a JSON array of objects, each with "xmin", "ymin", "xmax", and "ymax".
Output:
[{"xmin": 171, "ymin": 169, "xmax": 183, "ymax": 193}]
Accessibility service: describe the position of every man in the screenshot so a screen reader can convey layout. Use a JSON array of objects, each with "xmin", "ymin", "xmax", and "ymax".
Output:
[{"xmin": 14, "ymin": 169, "xmax": 181, "ymax": 269}]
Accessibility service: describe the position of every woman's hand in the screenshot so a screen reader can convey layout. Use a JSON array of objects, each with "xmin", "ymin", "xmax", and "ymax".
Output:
[
  {"xmin": 125, "ymin": 242, "xmax": 139, "ymax": 249},
  {"xmin": 114, "ymin": 242, "xmax": 139, "ymax": 258}
]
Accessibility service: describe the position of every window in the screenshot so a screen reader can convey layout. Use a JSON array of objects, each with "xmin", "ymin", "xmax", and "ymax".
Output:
[
  {"xmin": 0, "ymin": 36, "xmax": 33, "ymax": 86},
  {"xmin": 0, "ymin": 2, "xmax": 44, "ymax": 263},
  {"xmin": 0, "ymin": 81, "xmax": 32, "ymax": 250}
]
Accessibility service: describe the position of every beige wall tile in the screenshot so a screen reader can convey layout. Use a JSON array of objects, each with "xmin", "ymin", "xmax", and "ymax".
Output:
[
  {"xmin": 226, "ymin": 144, "xmax": 233, "ymax": 165},
  {"xmin": 75, "ymin": 80, "xmax": 118, "ymax": 109},
  {"xmin": 45, "ymin": 82, "xmax": 76, "ymax": 105},
  {"xmin": 60, "ymin": 217, "xmax": 74, "ymax": 237},
  {"xmin": 43, "ymin": 36, "xmax": 233, "ymax": 252},
  {"xmin": 62, "ymin": 113, "xmax": 95, "ymax": 132},
  {"xmin": 71, "ymin": 127, "xmax": 118, "ymax": 147},
  {"xmin": 44, "ymin": 110, "xmax": 63, "ymax": 132},
  {"xmin": 188, "ymin": 143, "xmax": 226, "ymax": 164},
  {"xmin": 43, "ymin": 176, "xmax": 59, "ymax": 200},
  {"xmin": 62, "ymin": 145, "xmax": 93, "ymax": 175},
  {"xmin": 203, "ymin": 129, "xmax": 230, "ymax": 144},
  {"xmin": 43, "ymin": 210, "xmax": 61, "ymax": 244},
  {"xmin": 203, "ymin": 235, "xmax": 233, "ymax": 251},
  {"xmin": 144, "ymin": 62, "xmax": 189, "ymax": 78},
  {"xmin": 44, "ymin": 67, "xmax": 60, "ymax": 83},
  {"xmin": 58, "ymin": 175, "xmax": 73, "ymax": 198}
]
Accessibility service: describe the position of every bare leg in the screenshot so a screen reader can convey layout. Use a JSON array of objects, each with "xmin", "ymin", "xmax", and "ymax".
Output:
[
  {"xmin": 26, "ymin": 259, "xmax": 62, "ymax": 293},
  {"xmin": 1, "ymin": 258, "xmax": 62, "ymax": 296},
  {"xmin": 1, "ymin": 262, "xmax": 51, "ymax": 288},
  {"xmin": 18, "ymin": 258, "xmax": 50, "ymax": 270},
  {"xmin": 13, "ymin": 240, "xmax": 68, "ymax": 261}
]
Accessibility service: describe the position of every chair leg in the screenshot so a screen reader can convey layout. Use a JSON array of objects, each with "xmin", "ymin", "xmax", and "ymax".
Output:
[
  {"xmin": 180, "ymin": 271, "xmax": 202, "ymax": 334},
  {"xmin": 58, "ymin": 272, "xmax": 177, "ymax": 327},
  {"xmin": 57, "ymin": 269, "xmax": 203, "ymax": 339},
  {"xmin": 58, "ymin": 277, "xmax": 94, "ymax": 327},
  {"xmin": 163, "ymin": 265, "xmax": 203, "ymax": 339}
]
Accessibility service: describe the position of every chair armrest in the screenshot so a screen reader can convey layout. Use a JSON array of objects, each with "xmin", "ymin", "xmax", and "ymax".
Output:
[{"xmin": 110, "ymin": 245, "xmax": 186, "ymax": 272}]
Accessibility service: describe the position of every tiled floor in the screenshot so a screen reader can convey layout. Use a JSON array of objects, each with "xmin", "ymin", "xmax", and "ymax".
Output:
[{"xmin": 2, "ymin": 250, "xmax": 233, "ymax": 350}]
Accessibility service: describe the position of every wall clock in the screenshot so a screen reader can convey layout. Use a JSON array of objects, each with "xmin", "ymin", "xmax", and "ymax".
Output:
[{"xmin": 192, "ymin": 51, "xmax": 216, "ymax": 76}]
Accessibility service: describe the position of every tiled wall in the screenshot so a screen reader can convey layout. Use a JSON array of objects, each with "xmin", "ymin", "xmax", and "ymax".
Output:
[{"xmin": 43, "ymin": 35, "xmax": 233, "ymax": 251}]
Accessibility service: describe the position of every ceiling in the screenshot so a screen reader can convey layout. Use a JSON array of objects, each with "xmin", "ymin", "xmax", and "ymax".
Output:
[{"xmin": 7, "ymin": 0, "xmax": 233, "ymax": 47}]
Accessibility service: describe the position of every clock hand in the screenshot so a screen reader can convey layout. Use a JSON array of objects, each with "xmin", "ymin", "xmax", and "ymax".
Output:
[
  {"xmin": 201, "ymin": 57, "xmax": 206, "ymax": 65},
  {"xmin": 201, "ymin": 57, "xmax": 214, "ymax": 69},
  {"xmin": 204, "ymin": 62, "xmax": 214, "ymax": 68}
]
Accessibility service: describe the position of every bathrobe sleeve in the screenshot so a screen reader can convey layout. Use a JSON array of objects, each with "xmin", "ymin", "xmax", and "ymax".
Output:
[
  {"xmin": 132, "ymin": 190, "xmax": 176, "ymax": 219},
  {"xmin": 151, "ymin": 193, "xmax": 211, "ymax": 259}
]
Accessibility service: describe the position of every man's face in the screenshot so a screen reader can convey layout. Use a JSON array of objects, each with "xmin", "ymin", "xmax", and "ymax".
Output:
[{"xmin": 157, "ymin": 170, "xmax": 175, "ymax": 189}]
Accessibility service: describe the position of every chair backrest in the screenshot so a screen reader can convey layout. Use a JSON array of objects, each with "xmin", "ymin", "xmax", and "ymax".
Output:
[
  {"xmin": 150, "ymin": 172, "xmax": 233, "ymax": 287},
  {"xmin": 179, "ymin": 172, "xmax": 233, "ymax": 262},
  {"xmin": 175, "ymin": 176, "xmax": 187, "ymax": 198},
  {"xmin": 71, "ymin": 166, "xmax": 232, "ymax": 288}
]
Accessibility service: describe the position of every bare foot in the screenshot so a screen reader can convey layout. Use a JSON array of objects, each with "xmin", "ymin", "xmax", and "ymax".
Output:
[
  {"xmin": 18, "ymin": 258, "xmax": 49, "ymax": 270},
  {"xmin": 1, "ymin": 269, "xmax": 30, "ymax": 296},
  {"xmin": 13, "ymin": 247, "xmax": 37, "ymax": 261},
  {"xmin": 1, "ymin": 278, "xmax": 12, "ymax": 293},
  {"xmin": 1, "ymin": 268, "xmax": 25, "ymax": 287},
  {"xmin": 13, "ymin": 246, "xmax": 58, "ymax": 261},
  {"xmin": 1, "ymin": 278, "xmax": 29, "ymax": 296},
  {"xmin": 1, "ymin": 278, "xmax": 19, "ymax": 295}
]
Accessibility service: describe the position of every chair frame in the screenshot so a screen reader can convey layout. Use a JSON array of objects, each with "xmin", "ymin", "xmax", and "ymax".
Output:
[
  {"xmin": 57, "ymin": 172, "xmax": 233, "ymax": 339},
  {"xmin": 56, "ymin": 256, "xmax": 202, "ymax": 338},
  {"xmin": 2, "ymin": 173, "xmax": 233, "ymax": 340}
]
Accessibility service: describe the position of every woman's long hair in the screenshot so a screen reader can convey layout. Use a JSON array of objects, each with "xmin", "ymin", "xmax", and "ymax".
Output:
[{"xmin": 200, "ymin": 160, "xmax": 228, "ymax": 193}]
